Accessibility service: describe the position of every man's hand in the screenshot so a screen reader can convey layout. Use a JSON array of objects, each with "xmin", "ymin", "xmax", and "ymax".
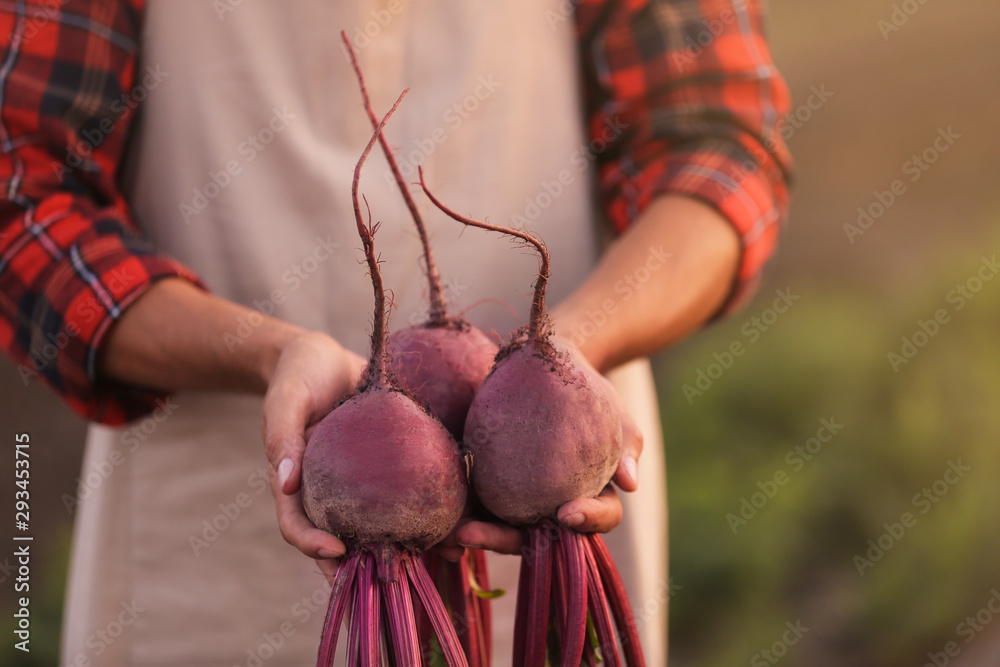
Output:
[
  {"xmin": 262, "ymin": 332, "xmax": 365, "ymax": 580},
  {"xmin": 447, "ymin": 196, "xmax": 739, "ymax": 555},
  {"xmin": 100, "ymin": 279, "xmax": 366, "ymax": 581}
]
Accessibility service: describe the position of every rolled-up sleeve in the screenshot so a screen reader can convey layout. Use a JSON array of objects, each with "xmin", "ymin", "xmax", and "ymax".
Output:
[
  {"xmin": 0, "ymin": 0, "xmax": 201, "ymax": 424},
  {"xmin": 576, "ymin": 0, "xmax": 794, "ymax": 311}
]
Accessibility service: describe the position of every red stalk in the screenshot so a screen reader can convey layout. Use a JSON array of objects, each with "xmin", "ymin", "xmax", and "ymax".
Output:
[
  {"xmin": 417, "ymin": 167, "xmax": 551, "ymax": 343},
  {"xmin": 470, "ymin": 548, "xmax": 493, "ymax": 658},
  {"xmin": 405, "ymin": 557, "xmax": 471, "ymax": 666},
  {"xmin": 589, "ymin": 534, "xmax": 645, "ymax": 666},
  {"xmin": 342, "ymin": 31, "xmax": 447, "ymax": 325},
  {"xmin": 584, "ymin": 545, "xmax": 621, "ymax": 667},
  {"xmin": 448, "ymin": 553, "xmax": 486, "ymax": 665},
  {"xmin": 347, "ymin": 563, "xmax": 366, "ymax": 665},
  {"xmin": 317, "ymin": 554, "xmax": 360, "ymax": 666},
  {"xmin": 381, "ymin": 554, "xmax": 422, "ymax": 664},
  {"xmin": 525, "ymin": 529, "xmax": 554, "ymax": 666},
  {"xmin": 352, "ymin": 89, "xmax": 409, "ymax": 385},
  {"xmin": 361, "ymin": 557, "xmax": 382, "ymax": 665},
  {"xmin": 558, "ymin": 528, "xmax": 589, "ymax": 667},
  {"xmin": 512, "ymin": 540, "xmax": 534, "ymax": 665}
]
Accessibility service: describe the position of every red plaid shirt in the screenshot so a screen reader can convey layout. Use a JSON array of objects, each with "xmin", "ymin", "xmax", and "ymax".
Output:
[{"xmin": 0, "ymin": 0, "xmax": 792, "ymax": 424}]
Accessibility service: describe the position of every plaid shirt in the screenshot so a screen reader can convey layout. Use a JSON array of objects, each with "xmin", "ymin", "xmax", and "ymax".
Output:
[{"xmin": 0, "ymin": 0, "xmax": 792, "ymax": 424}]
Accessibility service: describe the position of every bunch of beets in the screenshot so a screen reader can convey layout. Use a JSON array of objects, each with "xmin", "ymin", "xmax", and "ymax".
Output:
[{"xmin": 299, "ymin": 33, "xmax": 646, "ymax": 667}]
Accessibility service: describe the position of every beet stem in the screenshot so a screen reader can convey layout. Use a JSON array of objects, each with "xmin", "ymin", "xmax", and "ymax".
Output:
[
  {"xmin": 583, "ymin": 542, "xmax": 622, "ymax": 667},
  {"xmin": 512, "ymin": 544, "xmax": 532, "ymax": 665},
  {"xmin": 353, "ymin": 89, "xmax": 408, "ymax": 383},
  {"xmin": 382, "ymin": 552, "xmax": 422, "ymax": 665},
  {"xmin": 551, "ymin": 530, "xmax": 570, "ymax": 649},
  {"xmin": 525, "ymin": 529, "xmax": 554, "ymax": 666},
  {"xmin": 417, "ymin": 166, "xmax": 551, "ymax": 342},
  {"xmin": 405, "ymin": 556, "xmax": 471, "ymax": 667},
  {"xmin": 588, "ymin": 533, "xmax": 646, "ymax": 666},
  {"xmin": 447, "ymin": 551, "xmax": 485, "ymax": 666},
  {"xmin": 559, "ymin": 528, "xmax": 589, "ymax": 667},
  {"xmin": 341, "ymin": 32, "xmax": 448, "ymax": 325},
  {"xmin": 347, "ymin": 561, "xmax": 366, "ymax": 665},
  {"xmin": 361, "ymin": 558, "xmax": 382, "ymax": 666},
  {"xmin": 470, "ymin": 548, "xmax": 493, "ymax": 661},
  {"xmin": 317, "ymin": 554, "xmax": 360, "ymax": 667}
]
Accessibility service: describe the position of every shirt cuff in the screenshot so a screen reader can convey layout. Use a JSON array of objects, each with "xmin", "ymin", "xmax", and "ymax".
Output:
[
  {"xmin": 21, "ymin": 226, "xmax": 202, "ymax": 425},
  {"xmin": 600, "ymin": 137, "xmax": 791, "ymax": 314}
]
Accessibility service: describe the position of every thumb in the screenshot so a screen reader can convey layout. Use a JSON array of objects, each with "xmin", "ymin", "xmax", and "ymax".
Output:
[
  {"xmin": 262, "ymin": 382, "xmax": 312, "ymax": 495},
  {"xmin": 612, "ymin": 404, "xmax": 643, "ymax": 493}
]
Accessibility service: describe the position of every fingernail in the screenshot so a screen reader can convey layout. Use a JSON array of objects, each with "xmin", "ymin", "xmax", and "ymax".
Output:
[
  {"xmin": 624, "ymin": 456, "xmax": 638, "ymax": 486},
  {"xmin": 317, "ymin": 548, "xmax": 341, "ymax": 559},
  {"xmin": 560, "ymin": 513, "xmax": 584, "ymax": 528},
  {"xmin": 277, "ymin": 458, "xmax": 294, "ymax": 488},
  {"xmin": 458, "ymin": 542, "xmax": 483, "ymax": 550}
]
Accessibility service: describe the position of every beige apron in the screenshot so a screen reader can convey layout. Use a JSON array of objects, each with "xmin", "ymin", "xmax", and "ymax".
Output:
[{"xmin": 60, "ymin": 2, "xmax": 667, "ymax": 664}]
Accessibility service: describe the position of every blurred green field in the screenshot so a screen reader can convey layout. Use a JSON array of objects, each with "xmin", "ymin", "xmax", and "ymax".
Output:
[{"xmin": 661, "ymin": 239, "xmax": 1000, "ymax": 666}]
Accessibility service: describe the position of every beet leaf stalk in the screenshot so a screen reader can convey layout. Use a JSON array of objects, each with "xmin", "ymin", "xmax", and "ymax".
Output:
[
  {"xmin": 341, "ymin": 30, "xmax": 446, "ymax": 324},
  {"xmin": 302, "ymin": 91, "xmax": 469, "ymax": 667},
  {"xmin": 418, "ymin": 168, "xmax": 647, "ymax": 666}
]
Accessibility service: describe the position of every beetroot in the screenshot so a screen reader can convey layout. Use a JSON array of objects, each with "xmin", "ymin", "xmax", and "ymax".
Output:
[
  {"xmin": 419, "ymin": 169, "xmax": 646, "ymax": 666},
  {"xmin": 301, "ymin": 90, "xmax": 469, "ymax": 666},
  {"xmin": 341, "ymin": 33, "xmax": 499, "ymax": 666},
  {"xmin": 463, "ymin": 339, "xmax": 621, "ymax": 525}
]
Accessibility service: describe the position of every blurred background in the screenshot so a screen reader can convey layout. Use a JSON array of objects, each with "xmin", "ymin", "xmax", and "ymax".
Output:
[{"xmin": 2, "ymin": 0, "xmax": 999, "ymax": 665}]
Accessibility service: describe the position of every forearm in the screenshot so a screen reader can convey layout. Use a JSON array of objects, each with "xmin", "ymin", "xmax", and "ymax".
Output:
[
  {"xmin": 99, "ymin": 278, "xmax": 304, "ymax": 393},
  {"xmin": 551, "ymin": 195, "xmax": 740, "ymax": 373}
]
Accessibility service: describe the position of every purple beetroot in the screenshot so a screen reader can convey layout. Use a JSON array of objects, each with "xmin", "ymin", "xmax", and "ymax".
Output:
[{"xmin": 419, "ymin": 168, "xmax": 646, "ymax": 666}]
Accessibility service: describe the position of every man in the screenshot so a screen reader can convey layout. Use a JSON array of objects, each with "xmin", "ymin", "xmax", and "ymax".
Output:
[{"xmin": 0, "ymin": 0, "xmax": 791, "ymax": 663}]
